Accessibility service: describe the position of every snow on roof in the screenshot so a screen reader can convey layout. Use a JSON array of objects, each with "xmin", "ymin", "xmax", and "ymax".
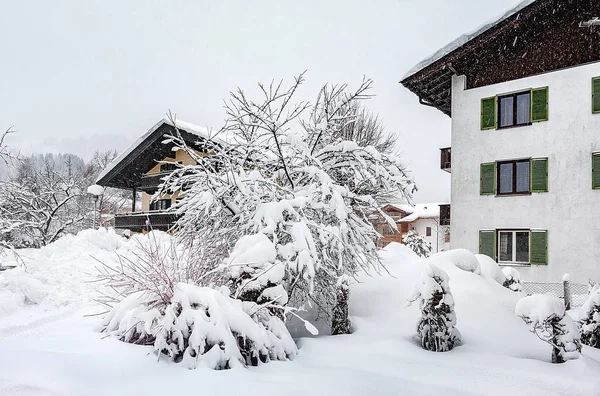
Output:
[
  {"xmin": 96, "ymin": 118, "xmax": 215, "ymax": 184},
  {"xmin": 402, "ymin": 0, "xmax": 536, "ymax": 80},
  {"xmin": 396, "ymin": 203, "xmax": 447, "ymax": 223}
]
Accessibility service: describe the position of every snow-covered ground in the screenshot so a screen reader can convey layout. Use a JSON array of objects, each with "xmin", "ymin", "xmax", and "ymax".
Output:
[{"xmin": 1, "ymin": 229, "xmax": 599, "ymax": 396}]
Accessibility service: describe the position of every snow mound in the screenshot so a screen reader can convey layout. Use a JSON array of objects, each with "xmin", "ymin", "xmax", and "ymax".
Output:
[
  {"xmin": 476, "ymin": 253, "xmax": 506, "ymax": 284},
  {"xmin": 516, "ymin": 294, "xmax": 565, "ymax": 322},
  {"xmin": 429, "ymin": 249, "xmax": 481, "ymax": 274}
]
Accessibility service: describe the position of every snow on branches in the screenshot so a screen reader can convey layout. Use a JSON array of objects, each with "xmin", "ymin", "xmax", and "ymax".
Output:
[
  {"xmin": 515, "ymin": 295, "xmax": 581, "ymax": 363},
  {"xmin": 410, "ymin": 263, "xmax": 460, "ymax": 352},
  {"xmin": 578, "ymin": 283, "xmax": 600, "ymax": 348},
  {"xmin": 404, "ymin": 230, "xmax": 432, "ymax": 258},
  {"xmin": 157, "ymin": 73, "xmax": 414, "ymax": 329}
]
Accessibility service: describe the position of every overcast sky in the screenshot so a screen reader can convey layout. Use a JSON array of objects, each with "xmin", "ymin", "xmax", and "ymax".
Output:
[{"xmin": 0, "ymin": 0, "xmax": 524, "ymax": 202}]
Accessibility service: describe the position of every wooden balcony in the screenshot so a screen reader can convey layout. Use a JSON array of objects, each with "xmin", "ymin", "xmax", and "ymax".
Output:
[
  {"xmin": 139, "ymin": 172, "xmax": 170, "ymax": 192},
  {"xmin": 440, "ymin": 147, "xmax": 451, "ymax": 173},
  {"xmin": 114, "ymin": 211, "xmax": 178, "ymax": 232}
]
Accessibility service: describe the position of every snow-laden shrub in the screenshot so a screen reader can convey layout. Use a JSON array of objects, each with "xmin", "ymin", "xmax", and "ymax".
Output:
[
  {"xmin": 100, "ymin": 283, "xmax": 297, "ymax": 369},
  {"xmin": 515, "ymin": 295, "xmax": 581, "ymax": 363},
  {"xmin": 410, "ymin": 263, "xmax": 460, "ymax": 352},
  {"xmin": 579, "ymin": 284, "xmax": 600, "ymax": 348},
  {"xmin": 403, "ymin": 230, "xmax": 432, "ymax": 258},
  {"xmin": 502, "ymin": 267, "xmax": 522, "ymax": 292},
  {"xmin": 331, "ymin": 275, "xmax": 351, "ymax": 335},
  {"xmin": 475, "ymin": 254, "xmax": 506, "ymax": 284}
]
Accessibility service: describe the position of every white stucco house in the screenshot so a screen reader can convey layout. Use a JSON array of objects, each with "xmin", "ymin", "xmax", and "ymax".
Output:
[
  {"xmin": 401, "ymin": 0, "xmax": 600, "ymax": 283},
  {"xmin": 398, "ymin": 204, "xmax": 450, "ymax": 253}
]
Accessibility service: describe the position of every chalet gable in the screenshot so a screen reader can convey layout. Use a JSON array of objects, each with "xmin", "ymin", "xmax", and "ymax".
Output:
[
  {"xmin": 96, "ymin": 118, "xmax": 216, "ymax": 190},
  {"xmin": 401, "ymin": 0, "xmax": 600, "ymax": 116}
]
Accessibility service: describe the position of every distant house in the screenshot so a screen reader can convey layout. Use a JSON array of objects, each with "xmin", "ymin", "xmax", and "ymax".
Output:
[
  {"xmin": 401, "ymin": 0, "xmax": 600, "ymax": 283},
  {"xmin": 96, "ymin": 118, "xmax": 219, "ymax": 233},
  {"xmin": 373, "ymin": 203, "xmax": 450, "ymax": 252}
]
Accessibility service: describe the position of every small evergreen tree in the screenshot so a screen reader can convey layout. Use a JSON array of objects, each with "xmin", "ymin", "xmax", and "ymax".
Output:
[
  {"xmin": 403, "ymin": 230, "xmax": 432, "ymax": 258},
  {"xmin": 516, "ymin": 295, "xmax": 581, "ymax": 363},
  {"xmin": 410, "ymin": 263, "xmax": 460, "ymax": 352},
  {"xmin": 579, "ymin": 283, "xmax": 600, "ymax": 348}
]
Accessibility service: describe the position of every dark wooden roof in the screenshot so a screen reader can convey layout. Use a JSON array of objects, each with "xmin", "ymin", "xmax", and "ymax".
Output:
[
  {"xmin": 97, "ymin": 121, "xmax": 213, "ymax": 189},
  {"xmin": 401, "ymin": 0, "xmax": 600, "ymax": 116}
]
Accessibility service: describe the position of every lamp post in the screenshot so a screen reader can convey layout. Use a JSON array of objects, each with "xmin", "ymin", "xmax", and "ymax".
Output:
[{"xmin": 87, "ymin": 184, "xmax": 105, "ymax": 229}]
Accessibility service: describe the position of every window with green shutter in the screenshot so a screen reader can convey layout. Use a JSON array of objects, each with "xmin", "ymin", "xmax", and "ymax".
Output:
[
  {"xmin": 593, "ymin": 77, "xmax": 600, "ymax": 114},
  {"xmin": 593, "ymin": 152, "xmax": 600, "ymax": 189},
  {"xmin": 530, "ymin": 157, "xmax": 548, "ymax": 192},
  {"xmin": 481, "ymin": 97, "xmax": 496, "ymax": 130},
  {"xmin": 480, "ymin": 162, "xmax": 496, "ymax": 195},
  {"xmin": 531, "ymin": 87, "xmax": 549, "ymax": 122},
  {"xmin": 530, "ymin": 230, "xmax": 548, "ymax": 265},
  {"xmin": 479, "ymin": 230, "xmax": 496, "ymax": 260}
]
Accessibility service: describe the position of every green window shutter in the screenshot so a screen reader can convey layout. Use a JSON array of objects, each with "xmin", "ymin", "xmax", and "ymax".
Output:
[
  {"xmin": 530, "ymin": 158, "xmax": 548, "ymax": 192},
  {"xmin": 480, "ymin": 97, "xmax": 496, "ymax": 130},
  {"xmin": 593, "ymin": 77, "xmax": 600, "ymax": 114},
  {"xmin": 593, "ymin": 152, "xmax": 600, "ymax": 189},
  {"xmin": 530, "ymin": 230, "xmax": 548, "ymax": 265},
  {"xmin": 479, "ymin": 230, "xmax": 496, "ymax": 260},
  {"xmin": 531, "ymin": 87, "xmax": 549, "ymax": 122},
  {"xmin": 480, "ymin": 162, "xmax": 496, "ymax": 195}
]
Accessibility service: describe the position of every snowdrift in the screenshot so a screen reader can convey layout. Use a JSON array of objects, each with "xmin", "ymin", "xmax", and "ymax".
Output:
[{"xmin": 1, "ymin": 236, "xmax": 600, "ymax": 395}]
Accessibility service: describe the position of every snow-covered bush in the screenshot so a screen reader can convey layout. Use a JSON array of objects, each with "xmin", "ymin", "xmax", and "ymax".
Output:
[
  {"xmin": 403, "ymin": 230, "xmax": 432, "ymax": 258},
  {"xmin": 157, "ymin": 74, "xmax": 414, "ymax": 330},
  {"xmin": 410, "ymin": 263, "xmax": 460, "ymax": 352},
  {"xmin": 100, "ymin": 283, "xmax": 297, "ymax": 369},
  {"xmin": 579, "ymin": 283, "xmax": 600, "ymax": 348},
  {"xmin": 331, "ymin": 275, "xmax": 351, "ymax": 335},
  {"xmin": 475, "ymin": 254, "xmax": 506, "ymax": 284},
  {"xmin": 502, "ymin": 267, "xmax": 522, "ymax": 292},
  {"xmin": 515, "ymin": 295, "xmax": 581, "ymax": 363}
]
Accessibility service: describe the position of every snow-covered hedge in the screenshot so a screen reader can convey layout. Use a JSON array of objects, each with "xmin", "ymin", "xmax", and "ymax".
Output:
[
  {"xmin": 579, "ymin": 284, "xmax": 600, "ymax": 348},
  {"xmin": 410, "ymin": 263, "xmax": 460, "ymax": 352},
  {"xmin": 100, "ymin": 283, "xmax": 297, "ymax": 369},
  {"xmin": 515, "ymin": 295, "xmax": 581, "ymax": 363}
]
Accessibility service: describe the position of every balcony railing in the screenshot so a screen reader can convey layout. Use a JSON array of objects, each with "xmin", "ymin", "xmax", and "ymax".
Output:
[
  {"xmin": 140, "ymin": 172, "xmax": 171, "ymax": 191},
  {"xmin": 114, "ymin": 211, "xmax": 178, "ymax": 232},
  {"xmin": 440, "ymin": 147, "xmax": 451, "ymax": 173}
]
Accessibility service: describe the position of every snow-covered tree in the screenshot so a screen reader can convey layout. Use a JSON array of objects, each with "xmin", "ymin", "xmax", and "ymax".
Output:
[
  {"xmin": 0, "ymin": 127, "xmax": 18, "ymax": 166},
  {"xmin": 579, "ymin": 283, "xmax": 600, "ymax": 348},
  {"xmin": 516, "ymin": 295, "xmax": 581, "ymax": 363},
  {"xmin": 502, "ymin": 267, "xmax": 523, "ymax": 292},
  {"xmin": 0, "ymin": 154, "xmax": 93, "ymax": 247},
  {"xmin": 404, "ymin": 230, "xmax": 432, "ymax": 258},
  {"xmin": 157, "ymin": 74, "xmax": 414, "ymax": 331},
  {"xmin": 409, "ymin": 263, "xmax": 460, "ymax": 352}
]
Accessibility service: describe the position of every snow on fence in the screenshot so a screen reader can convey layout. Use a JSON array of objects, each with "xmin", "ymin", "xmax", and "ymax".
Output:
[{"xmin": 522, "ymin": 281, "xmax": 589, "ymax": 309}]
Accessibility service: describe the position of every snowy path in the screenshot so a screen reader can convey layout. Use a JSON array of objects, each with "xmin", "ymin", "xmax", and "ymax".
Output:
[{"xmin": 1, "ymin": 232, "xmax": 599, "ymax": 396}]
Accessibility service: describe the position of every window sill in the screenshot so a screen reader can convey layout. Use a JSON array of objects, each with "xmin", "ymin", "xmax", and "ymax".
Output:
[
  {"xmin": 495, "ymin": 193, "xmax": 532, "ymax": 197},
  {"xmin": 497, "ymin": 123, "xmax": 532, "ymax": 130},
  {"xmin": 498, "ymin": 262, "xmax": 530, "ymax": 267}
]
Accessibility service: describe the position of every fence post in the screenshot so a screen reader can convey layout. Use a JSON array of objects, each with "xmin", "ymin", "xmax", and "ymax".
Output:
[{"xmin": 562, "ymin": 273, "xmax": 571, "ymax": 311}]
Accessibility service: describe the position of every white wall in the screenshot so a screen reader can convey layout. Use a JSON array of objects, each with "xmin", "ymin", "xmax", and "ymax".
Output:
[{"xmin": 451, "ymin": 61, "xmax": 600, "ymax": 284}]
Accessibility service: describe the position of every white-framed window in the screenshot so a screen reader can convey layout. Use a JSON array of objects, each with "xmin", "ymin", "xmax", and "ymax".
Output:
[{"xmin": 497, "ymin": 229, "xmax": 530, "ymax": 264}]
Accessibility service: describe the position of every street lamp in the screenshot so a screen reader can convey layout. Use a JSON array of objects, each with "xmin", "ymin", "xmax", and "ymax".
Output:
[{"xmin": 87, "ymin": 184, "xmax": 105, "ymax": 229}]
